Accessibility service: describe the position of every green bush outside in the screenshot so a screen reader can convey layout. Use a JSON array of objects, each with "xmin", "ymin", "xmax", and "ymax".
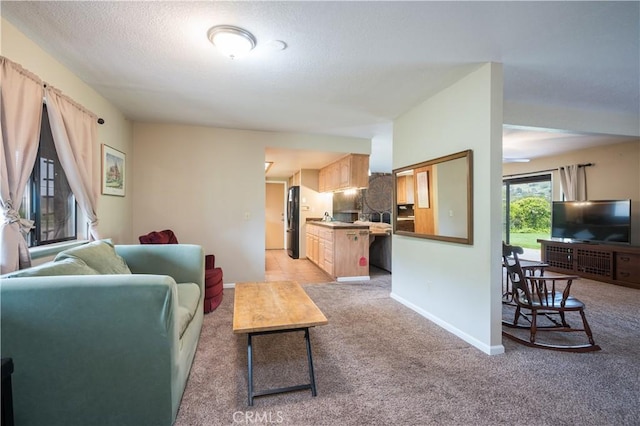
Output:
[
  {"xmin": 509, "ymin": 197, "xmax": 550, "ymax": 231},
  {"xmin": 508, "ymin": 196, "xmax": 551, "ymax": 249},
  {"xmin": 509, "ymin": 232, "xmax": 549, "ymax": 249}
]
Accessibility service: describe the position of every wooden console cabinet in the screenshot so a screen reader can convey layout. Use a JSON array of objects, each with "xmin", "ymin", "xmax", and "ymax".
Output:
[{"xmin": 538, "ymin": 239, "xmax": 640, "ymax": 289}]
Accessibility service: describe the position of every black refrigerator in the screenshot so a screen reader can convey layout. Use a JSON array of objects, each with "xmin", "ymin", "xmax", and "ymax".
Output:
[{"xmin": 286, "ymin": 185, "xmax": 300, "ymax": 259}]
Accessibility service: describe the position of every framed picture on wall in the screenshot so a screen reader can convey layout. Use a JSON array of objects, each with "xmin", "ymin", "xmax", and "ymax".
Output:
[
  {"xmin": 101, "ymin": 144, "xmax": 126, "ymax": 196},
  {"xmin": 416, "ymin": 170, "xmax": 429, "ymax": 208}
]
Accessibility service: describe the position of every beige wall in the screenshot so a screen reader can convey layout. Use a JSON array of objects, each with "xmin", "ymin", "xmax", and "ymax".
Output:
[
  {"xmin": 392, "ymin": 63, "xmax": 504, "ymax": 355},
  {"xmin": 1, "ymin": 18, "xmax": 369, "ymax": 276},
  {"xmin": 132, "ymin": 123, "xmax": 369, "ymax": 283},
  {"xmin": 503, "ymin": 140, "xmax": 640, "ymax": 245},
  {"xmin": 1, "ymin": 19, "xmax": 134, "ymax": 244}
]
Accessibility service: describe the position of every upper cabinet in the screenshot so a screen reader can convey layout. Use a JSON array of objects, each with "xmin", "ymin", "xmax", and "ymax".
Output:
[
  {"xmin": 319, "ymin": 154, "xmax": 369, "ymax": 193},
  {"xmin": 396, "ymin": 173, "xmax": 414, "ymax": 204},
  {"xmin": 319, "ymin": 162, "xmax": 339, "ymax": 193},
  {"xmin": 289, "ymin": 171, "xmax": 301, "ymax": 187}
]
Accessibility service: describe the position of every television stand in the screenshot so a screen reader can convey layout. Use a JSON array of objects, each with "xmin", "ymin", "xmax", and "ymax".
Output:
[{"xmin": 538, "ymin": 239, "xmax": 640, "ymax": 289}]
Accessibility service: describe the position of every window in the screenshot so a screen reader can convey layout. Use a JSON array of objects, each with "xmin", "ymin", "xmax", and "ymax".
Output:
[
  {"xmin": 502, "ymin": 174, "xmax": 552, "ymax": 251},
  {"xmin": 21, "ymin": 105, "xmax": 77, "ymax": 247}
]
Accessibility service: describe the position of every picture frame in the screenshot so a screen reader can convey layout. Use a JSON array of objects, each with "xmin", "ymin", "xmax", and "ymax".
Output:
[
  {"xmin": 101, "ymin": 144, "xmax": 126, "ymax": 196},
  {"xmin": 416, "ymin": 170, "xmax": 430, "ymax": 208}
]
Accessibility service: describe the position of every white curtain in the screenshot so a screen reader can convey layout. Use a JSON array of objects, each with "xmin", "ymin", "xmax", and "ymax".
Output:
[
  {"xmin": 45, "ymin": 86, "xmax": 101, "ymax": 241},
  {"xmin": 0, "ymin": 57, "xmax": 44, "ymax": 273},
  {"xmin": 558, "ymin": 164, "xmax": 586, "ymax": 201}
]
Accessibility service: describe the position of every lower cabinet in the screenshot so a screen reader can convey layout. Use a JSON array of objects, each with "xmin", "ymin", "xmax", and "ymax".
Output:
[
  {"xmin": 306, "ymin": 229, "xmax": 318, "ymax": 264},
  {"xmin": 614, "ymin": 252, "xmax": 640, "ymax": 287},
  {"xmin": 539, "ymin": 239, "xmax": 640, "ymax": 289},
  {"xmin": 306, "ymin": 223, "xmax": 369, "ymax": 281},
  {"xmin": 333, "ymin": 228, "xmax": 369, "ymax": 279}
]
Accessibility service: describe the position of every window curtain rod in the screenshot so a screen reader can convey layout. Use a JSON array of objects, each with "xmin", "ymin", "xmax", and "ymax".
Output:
[
  {"xmin": 42, "ymin": 83, "xmax": 104, "ymax": 125},
  {"xmin": 503, "ymin": 162, "xmax": 593, "ymax": 179}
]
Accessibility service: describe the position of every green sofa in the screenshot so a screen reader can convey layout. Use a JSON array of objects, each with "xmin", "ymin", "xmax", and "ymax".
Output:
[{"xmin": 0, "ymin": 241, "xmax": 205, "ymax": 426}]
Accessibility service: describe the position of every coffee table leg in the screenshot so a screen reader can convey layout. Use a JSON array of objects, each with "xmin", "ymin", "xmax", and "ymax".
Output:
[
  {"xmin": 304, "ymin": 328, "xmax": 317, "ymax": 397},
  {"xmin": 248, "ymin": 333, "xmax": 254, "ymax": 406},
  {"xmin": 245, "ymin": 328, "xmax": 319, "ymax": 405}
]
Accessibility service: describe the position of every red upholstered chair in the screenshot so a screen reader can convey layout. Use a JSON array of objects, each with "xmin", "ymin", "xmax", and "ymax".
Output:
[{"xmin": 139, "ymin": 229, "xmax": 223, "ymax": 313}]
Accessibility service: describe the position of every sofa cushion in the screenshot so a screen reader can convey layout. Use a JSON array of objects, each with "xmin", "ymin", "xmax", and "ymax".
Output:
[
  {"xmin": 176, "ymin": 283, "xmax": 200, "ymax": 338},
  {"xmin": 5, "ymin": 257, "xmax": 100, "ymax": 278},
  {"xmin": 55, "ymin": 240, "xmax": 131, "ymax": 275}
]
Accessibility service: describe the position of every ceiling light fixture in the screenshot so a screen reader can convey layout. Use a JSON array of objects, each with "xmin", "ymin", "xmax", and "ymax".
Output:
[
  {"xmin": 207, "ymin": 25, "xmax": 256, "ymax": 59},
  {"xmin": 265, "ymin": 162, "xmax": 273, "ymax": 173},
  {"xmin": 503, "ymin": 158, "xmax": 531, "ymax": 163}
]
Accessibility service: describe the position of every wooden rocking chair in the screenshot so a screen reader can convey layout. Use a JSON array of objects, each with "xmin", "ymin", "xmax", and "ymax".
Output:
[
  {"xmin": 502, "ymin": 243, "xmax": 601, "ymax": 352},
  {"xmin": 502, "ymin": 241, "xmax": 548, "ymax": 303}
]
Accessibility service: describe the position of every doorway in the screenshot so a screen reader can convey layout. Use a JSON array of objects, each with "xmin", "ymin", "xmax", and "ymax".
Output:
[{"xmin": 265, "ymin": 182, "xmax": 286, "ymax": 249}]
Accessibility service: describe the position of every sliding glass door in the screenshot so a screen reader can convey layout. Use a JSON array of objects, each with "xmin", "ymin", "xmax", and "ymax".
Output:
[{"xmin": 502, "ymin": 174, "xmax": 552, "ymax": 251}]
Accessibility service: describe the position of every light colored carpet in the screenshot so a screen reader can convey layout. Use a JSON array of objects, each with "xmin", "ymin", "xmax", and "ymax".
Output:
[{"xmin": 175, "ymin": 268, "xmax": 640, "ymax": 425}]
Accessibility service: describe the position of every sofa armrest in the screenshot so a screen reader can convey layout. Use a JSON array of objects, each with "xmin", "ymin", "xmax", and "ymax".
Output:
[
  {"xmin": 0, "ymin": 274, "xmax": 183, "ymax": 425},
  {"xmin": 115, "ymin": 244, "xmax": 204, "ymax": 292}
]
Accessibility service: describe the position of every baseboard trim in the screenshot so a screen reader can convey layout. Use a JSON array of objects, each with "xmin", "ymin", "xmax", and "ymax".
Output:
[
  {"xmin": 336, "ymin": 275, "xmax": 370, "ymax": 282},
  {"xmin": 389, "ymin": 292, "xmax": 505, "ymax": 356}
]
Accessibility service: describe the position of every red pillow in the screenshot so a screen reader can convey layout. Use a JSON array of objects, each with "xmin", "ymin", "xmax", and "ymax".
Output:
[{"xmin": 139, "ymin": 230, "xmax": 178, "ymax": 244}]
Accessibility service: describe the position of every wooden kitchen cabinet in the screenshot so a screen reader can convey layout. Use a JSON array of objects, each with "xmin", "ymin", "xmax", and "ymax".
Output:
[
  {"xmin": 338, "ymin": 156, "xmax": 351, "ymax": 188},
  {"xmin": 334, "ymin": 228, "xmax": 370, "ymax": 279},
  {"xmin": 318, "ymin": 227, "xmax": 331, "ymax": 275},
  {"xmin": 306, "ymin": 222, "xmax": 369, "ymax": 280},
  {"xmin": 317, "ymin": 226, "xmax": 335, "ymax": 276},
  {"xmin": 306, "ymin": 224, "xmax": 319, "ymax": 264},
  {"xmin": 328, "ymin": 162, "xmax": 340, "ymax": 191},
  {"xmin": 288, "ymin": 171, "xmax": 301, "ymax": 187},
  {"xmin": 319, "ymin": 154, "xmax": 369, "ymax": 192},
  {"xmin": 318, "ymin": 168, "xmax": 327, "ymax": 193},
  {"xmin": 396, "ymin": 174, "xmax": 414, "ymax": 204}
]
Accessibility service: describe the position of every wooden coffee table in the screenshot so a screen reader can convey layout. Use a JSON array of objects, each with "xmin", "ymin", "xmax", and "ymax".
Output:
[{"xmin": 233, "ymin": 281, "xmax": 328, "ymax": 405}]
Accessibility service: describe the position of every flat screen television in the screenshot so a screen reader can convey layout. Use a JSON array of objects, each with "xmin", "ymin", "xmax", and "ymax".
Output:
[{"xmin": 551, "ymin": 200, "xmax": 631, "ymax": 243}]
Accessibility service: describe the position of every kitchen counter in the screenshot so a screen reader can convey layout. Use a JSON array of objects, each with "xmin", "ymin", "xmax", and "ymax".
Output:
[
  {"xmin": 352, "ymin": 220, "xmax": 392, "ymax": 273},
  {"xmin": 307, "ymin": 220, "xmax": 391, "ymax": 235},
  {"xmin": 306, "ymin": 221, "xmax": 370, "ymax": 281},
  {"xmin": 306, "ymin": 220, "xmax": 392, "ymax": 275},
  {"xmin": 307, "ymin": 220, "xmax": 370, "ymax": 230}
]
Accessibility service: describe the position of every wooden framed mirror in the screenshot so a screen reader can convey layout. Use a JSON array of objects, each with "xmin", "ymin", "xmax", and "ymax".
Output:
[{"xmin": 393, "ymin": 149, "xmax": 473, "ymax": 244}]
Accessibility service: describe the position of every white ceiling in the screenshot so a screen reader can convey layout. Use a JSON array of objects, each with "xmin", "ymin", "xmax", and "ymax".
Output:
[
  {"xmin": 3, "ymin": 1, "xmax": 638, "ymax": 177},
  {"xmin": 501, "ymin": 125, "xmax": 639, "ymax": 163}
]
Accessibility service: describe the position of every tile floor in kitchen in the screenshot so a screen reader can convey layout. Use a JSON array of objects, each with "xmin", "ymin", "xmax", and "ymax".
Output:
[
  {"xmin": 265, "ymin": 249, "xmax": 333, "ymax": 284},
  {"xmin": 265, "ymin": 249, "xmax": 391, "ymax": 284}
]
